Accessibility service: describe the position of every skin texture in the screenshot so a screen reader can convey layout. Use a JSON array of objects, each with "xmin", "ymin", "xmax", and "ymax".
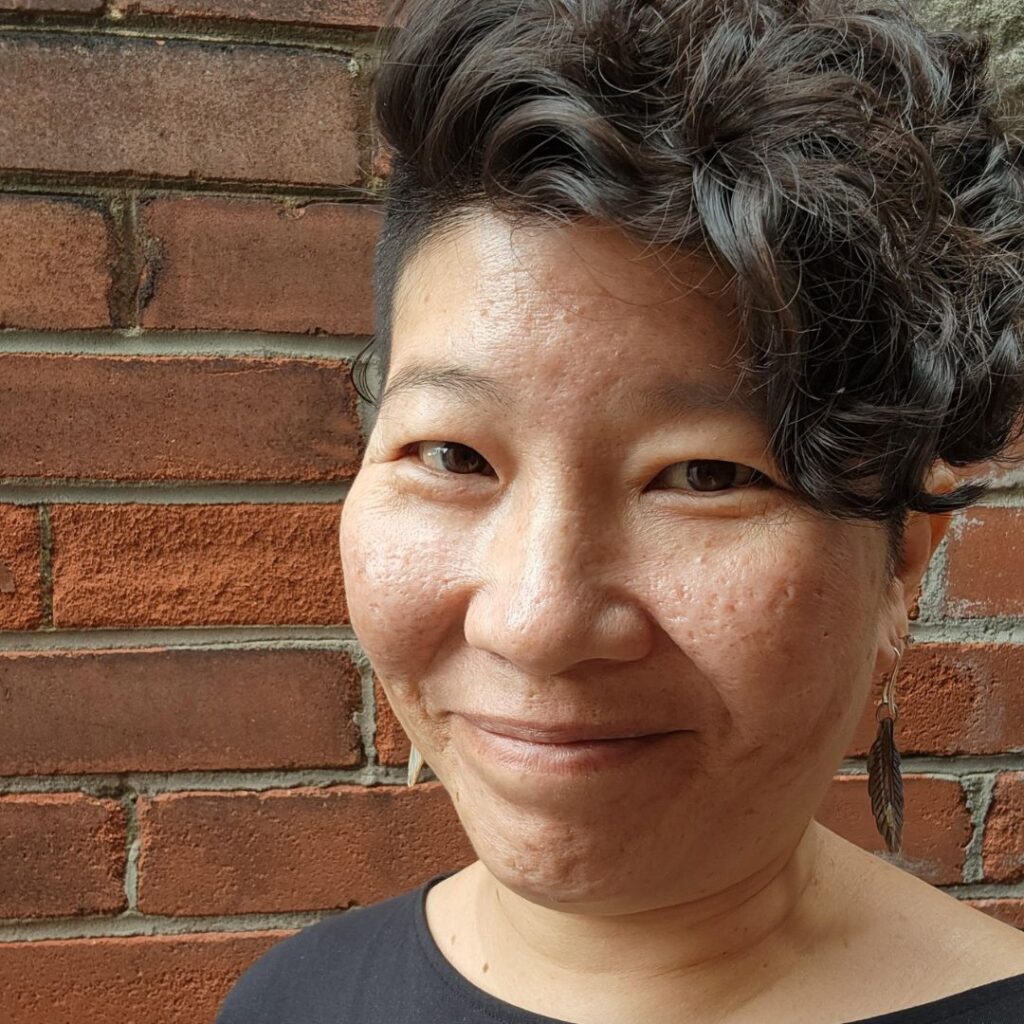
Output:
[{"xmin": 337, "ymin": 211, "xmax": 1020, "ymax": 1022}]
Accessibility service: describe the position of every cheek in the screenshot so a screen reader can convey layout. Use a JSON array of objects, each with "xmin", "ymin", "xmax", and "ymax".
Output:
[
  {"xmin": 340, "ymin": 476, "xmax": 470, "ymax": 707},
  {"xmin": 650, "ymin": 523, "xmax": 881, "ymax": 756}
]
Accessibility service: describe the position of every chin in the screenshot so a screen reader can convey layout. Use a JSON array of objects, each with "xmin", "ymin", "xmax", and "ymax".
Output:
[{"xmin": 466, "ymin": 812, "xmax": 644, "ymax": 908}]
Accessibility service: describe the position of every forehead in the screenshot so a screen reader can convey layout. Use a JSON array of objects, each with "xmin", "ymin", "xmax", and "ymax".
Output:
[{"xmin": 390, "ymin": 210, "xmax": 747, "ymax": 403}]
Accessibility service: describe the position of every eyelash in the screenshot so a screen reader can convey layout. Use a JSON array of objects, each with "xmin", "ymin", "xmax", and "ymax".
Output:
[{"xmin": 406, "ymin": 441, "xmax": 771, "ymax": 494}]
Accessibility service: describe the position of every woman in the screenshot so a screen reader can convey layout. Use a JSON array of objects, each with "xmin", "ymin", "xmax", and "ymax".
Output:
[{"xmin": 218, "ymin": 0, "xmax": 1024, "ymax": 1021}]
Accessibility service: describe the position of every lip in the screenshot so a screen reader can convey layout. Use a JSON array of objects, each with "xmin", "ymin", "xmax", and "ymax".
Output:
[
  {"xmin": 455, "ymin": 715, "xmax": 686, "ymax": 776},
  {"xmin": 455, "ymin": 713, "xmax": 670, "ymax": 744}
]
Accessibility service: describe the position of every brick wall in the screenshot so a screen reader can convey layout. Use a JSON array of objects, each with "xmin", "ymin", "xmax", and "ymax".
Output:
[{"xmin": 0, "ymin": 3, "xmax": 1022, "ymax": 1022}]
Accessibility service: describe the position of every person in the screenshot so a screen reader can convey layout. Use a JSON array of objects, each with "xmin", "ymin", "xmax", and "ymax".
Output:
[{"xmin": 216, "ymin": 0, "xmax": 1024, "ymax": 1021}]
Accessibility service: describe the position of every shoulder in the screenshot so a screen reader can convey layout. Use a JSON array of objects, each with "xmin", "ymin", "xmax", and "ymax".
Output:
[
  {"xmin": 216, "ymin": 887, "xmax": 421, "ymax": 1024},
  {"xmin": 861, "ymin": 846, "xmax": 1024, "ymax": 980},
  {"xmin": 819, "ymin": 831, "xmax": 1024, "ymax": 1015}
]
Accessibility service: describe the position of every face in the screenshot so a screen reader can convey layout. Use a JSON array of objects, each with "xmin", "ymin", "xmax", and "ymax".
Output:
[{"xmin": 340, "ymin": 210, "xmax": 910, "ymax": 914}]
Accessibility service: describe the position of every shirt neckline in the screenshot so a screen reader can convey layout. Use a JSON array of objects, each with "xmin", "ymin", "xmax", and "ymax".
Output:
[{"xmin": 412, "ymin": 869, "xmax": 1024, "ymax": 1024}]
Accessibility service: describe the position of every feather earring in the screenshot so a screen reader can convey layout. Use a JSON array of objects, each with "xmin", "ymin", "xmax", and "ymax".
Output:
[
  {"xmin": 407, "ymin": 743, "xmax": 426, "ymax": 787},
  {"xmin": 866, "ymin": 640, "xmax": 909, "ymax": 854}
]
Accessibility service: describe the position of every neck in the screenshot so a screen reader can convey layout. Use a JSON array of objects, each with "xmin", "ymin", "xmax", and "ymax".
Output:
[{"xmin": 469, "ymin": 821, "xmax": 834, "ymax": 1019}]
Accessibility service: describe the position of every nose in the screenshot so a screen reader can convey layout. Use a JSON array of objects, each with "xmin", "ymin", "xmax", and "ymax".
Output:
[{"xmin": 462, "ymin": 484, "xmax": 653, "ymax": 677}]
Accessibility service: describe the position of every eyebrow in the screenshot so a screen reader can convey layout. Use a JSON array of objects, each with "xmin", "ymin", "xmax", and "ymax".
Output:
[
  {"xmin": 378, "ymin": 363, "xmax": 511, "ymax": 412},
  {"xmin": 377, "ymin": 361, "xmax": 763, "ymax": 418},
  {"xmin": 629, "ymin": 379, "xmax": 765, "ymax": 419}
]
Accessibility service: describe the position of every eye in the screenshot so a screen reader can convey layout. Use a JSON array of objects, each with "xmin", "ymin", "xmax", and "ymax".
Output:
[
  {"xmin": 652, "ymin": 459, "xmax": 768, "ymax": 493},
  {"xmin": 414, "ymin": 441, "xmax": 495, "ymax": 477}
]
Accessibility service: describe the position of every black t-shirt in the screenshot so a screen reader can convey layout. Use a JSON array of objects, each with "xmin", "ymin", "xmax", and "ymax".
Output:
[{"xmin": 216, "ymin": 868, "xmax": 1024, "ymax": 1024}]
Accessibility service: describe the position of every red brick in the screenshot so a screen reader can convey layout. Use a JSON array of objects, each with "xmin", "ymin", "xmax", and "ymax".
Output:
[
  {"xmin": 0, "ymin": 505, "xmax": 44, "ymax": 631},
  {"xmin": 0, "ymin": 196, "xmax": 112, "ymax": 329},
  {"xmin": 112, "ymin": 0, "xmax": 389, "ymax": 27},
  {"xmin": 374, "ymin": 675, "xmax": 411, "ymax": 766},
  {"xmin": 0, "ymin": 36, "xmax": 363, "ymax": 187},
  {"xmin": 969, "ymin": 899, "xmax": 1024, "ymax": 930},
  {"xmin": 848, "ymin": 643, "xmax": 1024, "ymax": 757},
  {"xmin": 139, "ymin": 198, "xmax": 378, "ymax": 334},
  {"xmin": 50, "ymin": 503, "xmax": 346, "ymax": 628},
  {"xmin": 946, "ymin": 508, "xmax": 1024, "ymax": 617},
  {"xmin": 983, "ymin": 773, "xmax": 1024, "ymax": 883},
  {"xmin": 0, "ymin": 353, "xmax": 362, "ymax": 482},
  {"xmin": 0, "ymin": 931, "xmax": 288, "ymax": 1024},
  {"xmin": 815, "ymin": 775, "xmax": 971, "ymax": 885},
  {"xmin": 0, "ymin": 648, "xmax": 363, "ymax": 774},
  {"xmin": 0, "ymin": 794, "xmax": 126, "ymax": 918},
  {"xmin": 137, "ymin": 783, "xmax": 475, "ymax": 915}
]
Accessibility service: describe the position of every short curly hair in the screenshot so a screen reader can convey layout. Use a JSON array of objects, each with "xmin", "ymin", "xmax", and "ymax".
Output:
[{"xmin": 359, "ymin": 0, "xmax": 1024, "ymax": 529}]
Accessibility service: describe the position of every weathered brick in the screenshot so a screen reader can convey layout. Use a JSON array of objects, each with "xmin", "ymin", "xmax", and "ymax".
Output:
[
  {"xmin": 0, "ymin": 648, "xmax": 363, "ymax": 774},
  {"xmin": 112, "ymin": 0, "xmax": 389, "ymax": 26},
  {"xmin": 815, "ymin": 775, "xmax": 971, "ymax": 885},
  {"xmin": 0, "ymin": 196, "xmax": 112, "ymax": 329},
  {"xmin": 137, "ymin": 783, "xmax": 475, "ymax": 915},
  {"xmin": 848, "ymin": 643, "xmax": 1024, "ymax": 757},
  {"xmin": 0, "ymin": 35, "xmax": 363, "ymax": 186},
  {"xmin": 0, "ymin": 0, "xmax": 101, "ymax": 9},
  {"xmin": 983, "ymin": 773, "xmax": 1024, "ymax": 883},
  {"xmin": 0, "ymin": 794, "xmax": 126, "ymax": 918},
  {"xmin": 374, "ymin": 675, "xmax": 411, "ymax": 766},
  {"xmin": 139, "ymin": 198, "xmax": 378, "ymax": 334},
  {"xmin": 0, "ymin": 505, "xmax": 44, "ymax": 631},
  {"xmin": 969, "ymin": 898, "xmax": 1024, "ymax": 931},
  {"xmin": 0, "ymin": 932, "xmax": 287, "ymax": 1024},
  {"xmin": 50, "ymin": 503, "xmax": 346, "ymax": 628},
  {"xmin": 946, "ymin": 508, "xmax": 1024, "ymax": 618},
  {"xmin": 0, "ymin": 353, "xmax": 362, "ymax": 482}
]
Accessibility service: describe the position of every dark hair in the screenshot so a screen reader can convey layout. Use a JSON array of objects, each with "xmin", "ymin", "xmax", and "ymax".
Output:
[{"xmin": 357, "ymin": 0, "xmax": 1024, "ymax": 535}]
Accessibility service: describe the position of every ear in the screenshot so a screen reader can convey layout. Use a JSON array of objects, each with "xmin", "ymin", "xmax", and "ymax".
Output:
[{"xmin": 877, "ymin": 463, "xmax": 956, "ymax": 666}]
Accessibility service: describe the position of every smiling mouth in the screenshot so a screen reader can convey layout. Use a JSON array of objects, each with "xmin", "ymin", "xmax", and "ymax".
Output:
[
  {"xmin": 456, "ymin": 715, "xmax": 688, "ymax": 775},
  {"xmin": 454, "ymin": 712, "xmax": 675, "ymax": 744}
]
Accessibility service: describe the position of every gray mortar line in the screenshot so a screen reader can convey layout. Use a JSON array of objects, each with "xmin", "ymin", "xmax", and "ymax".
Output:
[
  {"xmin": 0, "ymin": 15, "xmax": 385, "ymax": 58},
  {"xmin": 107, "ymin": 191, "xmax": 140, "ymax": 329},
  {"xmin": 0, "ymin": 908, "xmax": 332, "ymax": 943},
  {"xmin": 907, "ymin": 620, "xmax": 1024, "ymax": 644},
  {"xmin": 348, "ymin": 646, "xmax": 380, "ymax": 767},
  {"xmin": 0, "ymin": 330, "xmax": 372, "ymax": 360},
  {"xmin": 121, "ymin": 791, "xmax": 140, "ymax": 911},
  {"xmin": 838, "ymin": 755, "xmax": 1024, "ymax": 775},
  {"xmin": 0, "ymin": 765, "xmax": 412, "ymax": 796},
  {"xmin": 938, "ymin": 881, "xmax": 1024, "ymax": 899},
  {"xmin": 0, "ymin": 481, "xmax": 351, "ymax": 506},
  {"xmin": 0, "ymin": 624, "xmax": 356, "ymax": 651},
  {"xmin": 960, "ymin": 773, "xmax": 998, "ymax": 884},
  {"xmin": 0, "ymin": 173, "xmax": 381, "ymax": 202},
  {"xmin": 37, "ymin": 505, "xmax": 53, "ymax": 628}
]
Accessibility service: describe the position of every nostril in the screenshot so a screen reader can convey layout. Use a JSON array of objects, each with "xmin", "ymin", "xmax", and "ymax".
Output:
[{"xmin": 464, "ymin": 587, "xmax": 653, "ymax": 677}]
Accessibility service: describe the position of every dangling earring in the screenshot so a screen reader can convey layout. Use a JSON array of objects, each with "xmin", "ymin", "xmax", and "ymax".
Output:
[
  {"xmin": 407, "ymin": 743, "xmax": 426, "ymax": 787},
  {"xmin": 866, "ymin": 637, "xmax": 910, "ymax": 854}
]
